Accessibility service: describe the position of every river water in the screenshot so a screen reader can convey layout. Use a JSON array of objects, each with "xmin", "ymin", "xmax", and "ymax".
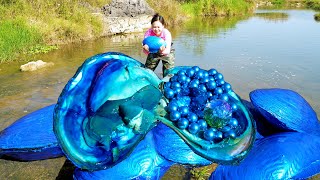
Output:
[{"xmin": 0, "ymin": 9, "xmax": 319, "ymax": 179}]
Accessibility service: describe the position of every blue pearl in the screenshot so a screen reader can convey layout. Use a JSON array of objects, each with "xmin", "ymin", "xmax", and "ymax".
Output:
[
  {"xmin": 164, "ymin": 82, "xmax": 171, "ymax": 89},
  {"xmin": 195, "ymin": 71, "xmax": 204, "ymax": 79},
  {"xmin": 187, "ymin": 112, "xmax": 198, "ymax": 122},
  {"xmin": 177, "ymin": 70, "xmax": 186, "ymax": 76},
  {"xmin": 177, "ymin": 118, "xmax": 189, "ymax": 129},
  {"xmin": 204, "ymin": 128, "xmax": 217, "ymax": 141},
  {"xmin": 179, "ymin": 106, "xmax": 189, "ymax": 116},
  {"xmin": 208, "ymin": 69, "xmax": 217, "ymax": 76},
  {"xmin": 170, "ymin": 111, "xmax": 181, "ymax": 121},
  {"xmin": 189, "ymin": 81, "xmax": 198, "ymax": 88},
  {"xmin": 171, "ymin": 82, "xmax": 181, "ymax": 89},
  {"xmin": 203, "ymin": 71, "xmax": 209, "ymax": 78},
  {"xmin": 186, "ymin": 68, "xmax": 195, "ymax": 77},
  {"xmin": 178, "ymin": 75, "xmax": 188, "ymax": 84},
  {"xmin": 164, "ymin": 88, "xmax": 175, "ymax": 99},
  {"xmin": 223, "ymin": 129, "xmax": 237, "ymax": 139},
  {"xmin": 167, "ymin": 102, "xmax": 178, "ymax": 112},
  {"xmin": 174, "ymin": 87, "xmax": 181, "ymax": 95},
  {"xmin": 206, "ymin": 80, "xmax": 217, "ymax": 90},
  {"xmin": 192, "ymin": 66, "xmax": 200, "ymax": 72},
  {"xmin": 216, "ymin": 79, "xmax": 225, "ymax": 86},
  {"xmin": 219, "ymin": 94, "xmax": 229, "ymax": 102},
  {"xmin": 201, "ymin": 77, "xmax": 210, "ymax": 83},
  {"xmin": 214, "ymin": 73, "xmax": 223, "ymax": 80},
  {"xmin": 223, "ymin": 83, "xmax": 232, "ymax": 92},
  {"xmin": 198, "ymin": 84, "xmax": 207, "ymax": 92},
  {"xmin": 231, "ymin": 103, "xmax": 238, "ymax": 111},
  {"xmin": 170, "ymin": 75, "xmax": 178, "ymax": 82},
  {"xmin": 213, "ymin": 131, "xmax": 223, "ymax": 142},
  {"xmin": 188, "ymin": 122, "xmax": 200, "ymax": 134},
  {"xmin": 228, "ymin": 118, "xmax": 239, "ymax": 128},
  {"xmin": 214, "ymin": 87, "xmax": 223, "ymax": 95},
  {"xmin": 197, "ymin": 119, "xmax": 207, "ymax": 130}
]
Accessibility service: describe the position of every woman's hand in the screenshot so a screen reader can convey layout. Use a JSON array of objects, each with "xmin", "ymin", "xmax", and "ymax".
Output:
[
  {"xmin": 159, "ymin": 45, "xmax": 166, "ymax": 54},
  {"xmin": 143, "ymin": 44, "xmax": 149, "ymax": 52}
]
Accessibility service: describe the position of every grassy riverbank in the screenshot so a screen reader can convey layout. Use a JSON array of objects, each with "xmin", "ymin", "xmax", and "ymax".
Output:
[{"xmin": 1, "ymin": 0, "xmax": 319, "ymax": 62}]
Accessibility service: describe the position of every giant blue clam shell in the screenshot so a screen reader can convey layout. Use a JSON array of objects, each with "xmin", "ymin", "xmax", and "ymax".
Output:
[
  {"xmin": 250, "ymin": 88, "xmax": 320, "ymax": 136},
  {"xmin": 0, "ymin": 104, "xmax": 63, "ymax": 161},
  {"xmin": 53, "ymin": 52, "xmax": 162, "ymax": 170},
  {"xmin": 74, "ymin": 129, "xmax": 174, "ymax": 180},
  {"xmin": 211, "ymin": 132, "xmax": 320, "ymax": 179}
]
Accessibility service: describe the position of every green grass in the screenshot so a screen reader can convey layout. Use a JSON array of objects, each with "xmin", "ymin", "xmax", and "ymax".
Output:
[
  {"xmin": 0, "ymin": 0, "xmax": 108, "ymax": 62},
  {"xmin": 0, "ymin": 19, "xmax": 42, "ymax": 62},
  {"xmin": 180, "ymin": 0, "xmax": 255, "ymax": 17}
]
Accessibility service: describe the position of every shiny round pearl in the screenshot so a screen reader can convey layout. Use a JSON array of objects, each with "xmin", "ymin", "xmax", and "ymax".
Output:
[
  {"xmin": 188, "ymin": 122, "xmax": 200, "ymax": 134},
  {"xmin": 228, "ymin": 118, "xmax": 239, "ymax": 128},
  {"xmin": 179, "ymin": 106, "xmax": 189, "ymax": 116},
  {"xmin": 213, "ymin": 131, "xmax": 223, "ymax": 142},
  {"xmin": 214, "ymin": 87, "xmax": 223, "ymax": 95},
  {"xmin": 203, "ymin": 71, "xmax": 209, "ymax": 78},
  {"xmin": 219, "ymin": 94, "xmax": 229, "ymax": 102},
  {"xmin": 231, "ymin": 103, "xmax": 238, "ymax": 111},
  {"xmin": 216, "ymin": 79, "xmax": 225, "ymax": 86},
  {"xmin": 170, "ymin": 75, "xmax": 178, "ymax": 82},
  {"xmin": 223, "ymin": 129, "xmax": 237, "ymax": 139},
  {"xmin": 164, "ymin": 88, "xmax": 175, "ymax": 99},
  {"xmin": 164, "ymin": 82, "xmax": 171, "ymax": 89},
  {"xmin": 192, "ymin": 66, "xmax": 200, "ymax": 72},
  {"xmin": 195, "ymin": 71, "xmax": 204, "ymax": 79},
  {"xmin": 177, "ymin": 70, "xmax": 186, "ymax": 76},
  {"xmin": 178, "ymin": 75, "xmax": 188, "ymax": 84},
  {"xmin": 208, "ymin": 69, "xmax": 217, "ymax": 76},
  {"xmin": 170, "ymin": 111, "xmax": 181, "ymax": 121},
  {"xmin": 201, "ymin": 77, "xmax": 210, "ymax": 83},
  {"xmin": 171, "ymin": 82, "xmax": 181, "ymax": 89},
  {"xmin": 187, "ymin": 112, "xmax": 198, "ymax": 122},
  {"xmin": 177, "ymin": 118, "xmax": 189, "ymax": 129},
  {"xmin": 197, "ymin": 119, "xmax": 207, "ymax": 130},
  {"xmin": 206, "ymin": 80, "xmax": 217, "ymax": 90},
  {"xmin": 167, "ymin": 101, "xmax": 178, "ymax": 112},
  {"xmin": 214, "ymin": 73, "xmax": 223, "ymax": 80},
  {"xmin": 189, "ymin": 81, "xmax": 198, "ymax": 88},
  {"xmin": 186, "ymin": 68, "xmax": 195, "ymax": 77},
  {"xmin": 198, "ymin": 84, "xmax": 207, "ymax": 92},
  {"xmin": 204, "ymin": 128, "xmax": 216, "ymax": 141},
  {"xmin": 223, "ymin": 83, "xmax": 232, "ymax": 92}
]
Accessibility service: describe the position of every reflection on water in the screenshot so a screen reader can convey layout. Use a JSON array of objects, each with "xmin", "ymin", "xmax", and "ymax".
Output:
[
  {"xmin": 254, "ymin": 12, "xmax": 289, "ymax": 22},
  {"xmin": 0, "ymin": 9, "xmax": 319, "ymax": 179}
]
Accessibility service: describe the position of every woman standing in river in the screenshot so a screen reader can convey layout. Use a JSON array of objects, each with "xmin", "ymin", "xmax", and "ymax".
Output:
[{"xmin": 142, "ymin": 13, "xmax": 175, "ymax": 76}]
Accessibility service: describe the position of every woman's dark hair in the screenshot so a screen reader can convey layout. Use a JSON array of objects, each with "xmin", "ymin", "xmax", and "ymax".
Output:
[{"xmin": 151, "ymin": 13, "xmax": 166, "ymax": 26}]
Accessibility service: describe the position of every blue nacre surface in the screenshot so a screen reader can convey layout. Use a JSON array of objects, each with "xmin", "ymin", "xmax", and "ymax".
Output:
[
  {"xmin": 74, "ymin": 129, "xmax": 174, "ymax": 180},
  {"xmin": 250, "ymin": 88, "xmax": 320, "ymax": 136},
  {"xmin": 0, "ymin": 104, "xmax": 63, "ymax": 161},
  {"xmin": 54, "ymin": 52, "xmax": 162, "ymax": 170},
  {"xmin": 142, "ymin": 36, "xmax": 166, "ymax": 53},
  {"xmin": 211, "ymin": 132, "xmax": 320, "ymax": 180}
]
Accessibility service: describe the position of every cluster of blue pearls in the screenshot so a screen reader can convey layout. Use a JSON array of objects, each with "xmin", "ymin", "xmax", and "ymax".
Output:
[{"xmin": 163, "ymin": 66, "xmax": 240, "ymax": 143}]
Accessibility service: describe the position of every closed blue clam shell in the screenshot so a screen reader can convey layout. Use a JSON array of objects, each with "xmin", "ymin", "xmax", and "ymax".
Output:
[
  {"xmin": 142, "ymin": 36, "xmax": 166, "ymax": 53},
  {"xmin": 250, "ymin": 88, "xmax": 320, "ymax": 136},
  {"xmin": 0, "ymin": 104, "xmax": 63, "ymax": 161},
  {"xmin": 211, "ymin": 132, "xmax": 320, "ymax": 179},
  {"xmin": 53, "ymin": 52, "xmax": 163, "ymax": 170}
]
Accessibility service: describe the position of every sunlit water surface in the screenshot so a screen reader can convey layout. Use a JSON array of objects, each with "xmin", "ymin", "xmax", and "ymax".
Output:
[{"xmin": 0, "ymin": 9, "xmax": 319, "ymax": 179}]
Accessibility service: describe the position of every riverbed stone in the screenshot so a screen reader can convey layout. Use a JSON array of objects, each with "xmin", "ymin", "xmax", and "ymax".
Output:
[{"xmin": 20, "ymin": 60, "xmax": 54, "ymax": 72}]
